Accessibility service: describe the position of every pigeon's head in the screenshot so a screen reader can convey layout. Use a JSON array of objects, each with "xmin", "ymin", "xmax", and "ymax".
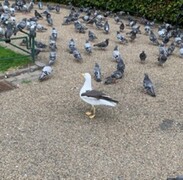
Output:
[{"xmin": 144, "ymin": 73, "xmax": 149, "ymax": 78}]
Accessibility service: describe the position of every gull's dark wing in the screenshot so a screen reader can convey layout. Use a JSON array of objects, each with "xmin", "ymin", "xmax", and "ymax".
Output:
[{"xmin": 81, "ymin": 90, "xmax": 119, "ymax": 103}]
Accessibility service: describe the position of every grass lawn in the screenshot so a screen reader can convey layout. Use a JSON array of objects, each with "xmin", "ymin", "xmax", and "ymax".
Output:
[{"xmin": 0, "ymin": 45, "xmax": 32, "ymax": 72}]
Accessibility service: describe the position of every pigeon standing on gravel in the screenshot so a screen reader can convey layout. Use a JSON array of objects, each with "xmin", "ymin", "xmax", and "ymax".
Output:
[
  {"xmin": 68, "ymin": 38, "xmax": 76, "ymax": 53},
  {"xmin": 93, "ymin": 63, "xmax": 102, "ymax": 82},
  {"xmin": 119, "ymin": 21, "xmax": 125, "ymax": 31},
  {"xmin": 49, "ymin": 51, "xmax": 57, "ymax": 65},
  {"xmin": 139, "ymin": 51, "xmax": 147, "ymax": 63},
  {"xmin": 55, "ymin": 4, "xmax": 61, "ymax": 13},
  {"xmin": 46, "ymin": 13, "xmax": 53, "ymax": 26},
  {"xmin": 179, "ymin": 43, "xmax": 183, "ymax": 57},
  {"xmin": 39, "ymin": 66, "xmax": 53, "ymax": 81},
  {"xmin": 73, "ymin": 48, "xmax": 82, "ymax": 62},
  {"xmin": 116, "ymin": 31, "xmax": 128, "ymax": 44},
  {"xmin": 104, "ymin": 20, "xmax": 110, "ymax": 34},
  {"xmin": 158, "ymin": 53, "xmax": 168, "ymax": 66},
  {"xmin": 51, "ymin": 27, "xmax": 58, "ymax": 41},
  {"xmin": 112, "ymin": 45, "xmax": 121, "ymax": 61},
  {"xmin": 143, "ymin": 73, "xmax": 156, "ymax": 97},
  {"xmin": 84, "ymin": 40, "xmax": 92, "ymax": 54},
  {"xmin": 93, "ymin": 38, "xmax": 109, "ymax": 49},
  {"xmin": 167, "ymin": 175, "xmax": 183, "ymax": 180},
  {"xmin": 88, "ymin": 30, "xmax": 97, "ymax": 41},
  {"xmin": 38, "ymin": 0, "xmax": 43, "ymax": 9},
  {"xmin": 149, "ymin": 30, "xmax": 159, "ymax": 45},
  {"xmin": 34, "ymin": 10, "xmax": 43, "ymax": 19},
  {"xmin": 167, "ymin": 42, "xmax": 175, "ymax": 56}
]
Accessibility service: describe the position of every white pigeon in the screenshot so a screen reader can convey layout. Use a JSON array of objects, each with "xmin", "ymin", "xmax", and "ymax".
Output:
[
  {"xmin": 39, "ymin": 66, "xmax": 53, "ymax": 81},
  {"xmin": 112, "ymin": 45, "xmax": 121, "ymax": 61}
]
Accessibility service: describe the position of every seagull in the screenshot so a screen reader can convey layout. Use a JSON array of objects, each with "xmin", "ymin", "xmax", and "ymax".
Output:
[
  {"xmin": 143, "ymin": 73, "xmax": 156, "ymax": 97},
  {"xmin": 93, "ymin": 38, "xmax": 109, "ymax": 49},
  {"xmin": 80, "ymin": 73, "xmax": 118, "ymax": 118},
  {"xmin": 39, "ymin": 66, "xmax": 53, "ymax": 81}
]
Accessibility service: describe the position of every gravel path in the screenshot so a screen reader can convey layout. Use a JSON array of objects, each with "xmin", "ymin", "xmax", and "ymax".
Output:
[{"xmin": 0, "ymin": 3, "xmax": 183, "ymax": 180}]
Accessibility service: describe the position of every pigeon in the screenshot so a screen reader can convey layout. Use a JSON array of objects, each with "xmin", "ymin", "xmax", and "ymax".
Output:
[
  {"xmin": 36, "ymin": 24, "xmax": 47, "ymax": 32},
  {"xmin": 149, "ymin": 30, "xmax": 159, "ymax": 45},
  {"xmin": 74, "ymin": 20, "xmax": 87, "ymax": 33},
  {"xmin": 116, "ymin": 31, "xmax": 128, "ymax": 44},
  {"xmin": 167, "ymin": 175, "xmax": 183, "ymax": 180},
  {"xmin": 88, "ymin": 30, "xmax": 97, "ymax": 41},
  {"xmin": 84, "ymin": 40, "xmax": 92, "ymax": 54},
  {"xmin": 55, "ymin": 4, "xmax": 61, "ymax": 13},
  {"xmin": 104, "ymin": 20, "xmax": 110, "ymax": 34},
  {"xmin": 49, "ymin": 51, "xmax": 57, "ymax": 65},
  {"xmin": 112, "ymin": 45, "xmax": 121, "ymax": 61},
  {"xmin": 159, "ymin": 43, "xmax": 168, "ymax": 56},
  {"xmin": 158, "ymin": 53, "xmax": 168, "ymax": 66},
  {"xmin": 73, "ymin": 48, "xmax": 82, "ymax": 62},
  {"xmin": 144, "ymin": 25, "xmax": 151, "ymax": 35},
  {"xmin": 35, "ymin": 41, "xmax": 47, "ymax": 49},
  {"xmin": 114, "ymin": 14, "xmax": 121, "ymax": 23},
  {"xmin": 34, "ymin": 10, "xmax": 43, "ymax": 19},
  {"xmin": 139, "ymin": 51, "xmax": 147, "ymax": 63},
  {"xmin": 93, "ymin": 63, "xmax": 102, "ymax": 82},
  {"xmin": 179, "ymin": 44, "xmax": 183, "ymax": 57},
  {"xmin": 93, "ymin": 38, "xmax": 109, "ymax": 49},
  {"xmin": 127, "ymin": 31, "xmax": 137, "ymax": 42},
  {"xmin": 51, "ymin": 27, "xmax": 58, "ymax": 41},
  {"xmin": 94, "ymin": 19, "xmax": 104, "ymax": 29},
  {"xmin": 117, "ymin": 57, "xmax": 125, "ymax": 73},
  {"xmin": 68, "ymin": 38, "xmax": 76, "ymax": 53},
  {"xmin": 104, "ymin": 76, "xmax": 117, "ymax": 85},
  {"xmin": 143, "ymin": 73, "xmax": 156, "ymax": 97},
  {"xmin": 167, "ymin": 42, "xmax": 175, "ymax": 56},
  {"xmin": 38, "ymin": 0, "xmax": 43, "ymax": 10},
  {"xmin": 16, "ymin": 18, "xmax": 27, "ymax": 31},
  {"xmin": 46, "ymin": 13, "xmax": 53, "ymax": 26},
  {"xmin": 29, "ymin": 25, "xmax": 36, "ymax": 37},
  {"xmin": 49, "ymin": 39, "xmax": 57, "ymax": 51},
  {"xmin": 111, "ymin": 70, "xmax": 123, "ymax": 79},
  {"xmin": 119, "ymin": 21, "xmax": 125, "ymax": 31},
  {"xmin": 4, "ymin": 23, "xmax": 14, "ymax": 43},
  {"xmin": 39, "ymin": 66, "xmax": 53, "ymax": 81}
]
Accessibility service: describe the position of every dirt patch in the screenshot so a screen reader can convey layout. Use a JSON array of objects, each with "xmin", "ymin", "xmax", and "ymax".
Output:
[{"xmin": 0, "ymin": 80, "xmax": 16, "ymax": 92}]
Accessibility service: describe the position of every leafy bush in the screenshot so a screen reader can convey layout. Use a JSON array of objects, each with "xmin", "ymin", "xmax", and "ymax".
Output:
[{"xmin": 46, "ymin": 0, "xmax": 183, "ymax": 25}]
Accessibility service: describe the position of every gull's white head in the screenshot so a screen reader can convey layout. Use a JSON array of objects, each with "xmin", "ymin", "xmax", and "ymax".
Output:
[{"xmin": 82, "ymin": 73, "xmax": 91, "ymax": 80}]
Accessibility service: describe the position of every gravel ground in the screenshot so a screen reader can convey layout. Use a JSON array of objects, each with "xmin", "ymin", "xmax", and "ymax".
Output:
[{"xmin": 0, "ymin": 3, "xmax": 183, "ymax": 180}]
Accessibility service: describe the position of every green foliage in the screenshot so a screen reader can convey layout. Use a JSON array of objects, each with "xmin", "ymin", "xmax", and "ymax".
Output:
[
  {"xmin": 48, "ymin": 0, "xmax": 183, "ymax": 24},
  {"xmin": 0, "ymin": 46, "xmax": 31, "ymax": 72}
]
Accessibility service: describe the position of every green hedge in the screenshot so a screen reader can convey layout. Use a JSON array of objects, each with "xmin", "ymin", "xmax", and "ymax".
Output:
[{"xmin": 46, "ymin": 0, "xmax": 183, "ymax": 25}]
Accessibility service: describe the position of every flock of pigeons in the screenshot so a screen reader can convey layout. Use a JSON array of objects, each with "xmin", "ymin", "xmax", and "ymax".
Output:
[{"xmin": 0, "ymin": 0, "xmax": 183, "ymax": 97}]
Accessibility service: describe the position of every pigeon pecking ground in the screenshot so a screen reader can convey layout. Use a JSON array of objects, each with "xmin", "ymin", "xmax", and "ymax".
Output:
[{"xmin": 0, "ymin": 2, "xmax": 183, "ymax": 180}]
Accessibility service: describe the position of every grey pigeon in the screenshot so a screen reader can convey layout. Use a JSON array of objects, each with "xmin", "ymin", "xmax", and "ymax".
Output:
[
  {"xmin": 111, "ymin": 70, "xmax": 123, "ymax": 79},
  {"xmin": 179, "ymin": 43, "xmax": 183, "ymax": 57},
  {"xmin": 112, "ymin": 45, "xmax": 121, "ymax": 61},
  {"xmin": 116, "ymin": 31, "xmax": 128, "ymax": 44},
  {"xmin": 94, "ymin": 19, "xmax": 104, "ymax": 29},
  {"xmin": 117, "ymin": 57, "xmax": 125, "ymax": 73},
  {"xmin": 158, "ymin": 53, "xmax": 168, "ymax": 66},
  {"xmin": 38, "ymin": 0, "xmax": 43, "ymax": 10},
  {"xmin": 119, "ymin": 21, "xmax": 125, "ymax": 31},
  {"xmin": 55, "ymin": 5, "xmax": 61, "ymax": 13},
  {"xmin": 143, "ymin": 73, "xmax": 156, "ymax": 97},
  {"xmin": 84, "ymin": 40, "xmax": 92, "ymax": 54},
  {"xmin": 4, "ymin": 23, "xmax": 14, "ymax": 43},
  {"xmin": 104, "ymin": 20, "xmax": 110, "ymax": 34},
  {"xmin": 29, "ymin": 25, "xmax": 36, "ymax": 37},
  {"xmin": 35, "ymin": 41, "xmax": 47, "ymax": 49},
  {"xmin": 167, "ymin": 175, "xmax": 183, "ymax": 180},
  {"xmin": 46, "ymin": 13, "xmax": 53, "ymax": 26},
  {"xmin": 34, "ymin": 10, "xmax": 43, "ymax": 19},
  {"xmin": 93, "ymin": 63, "xmax": 101, "ymax": 82},
  {"xmin": 149, "ymin": 30, "xmax": 159, "ymax": 45},
  {"xmin": 104, "ymin": 76, "xmax": 116, "ymax": 85},
  {"xmin": 73, "ymin": 48, "xmax": 82, "ymax": 62},
  {"xmin": 36, "ymin": 24, "xmax": 47, "ymax": 32},
  {"xmin": 74, "ymin": 20, "xmax": 87, "ymax": 33},
  {"xmin": 88, "ymin": 30, "xmax": 97, "ymax": 41},
  {"xmin": 93, "ymin": 38, "xmax": 109, "ymax": 49},
  {"xmin": 68, "ymin": 38, "xmax": 76, "ymax": 53},
  {"xmin": 49, "ymin": 51, "xmax": 57, "ymax": 65},
  {"xmin": 51, "ymin": 27, "xmax": 57, "ymax": 41},
  {"xmin": 127, "ymin": 31, "xmax": 136, "ymax": 42},
  {"xmin": 139, "ymin": 51, "xmax": 147, "ymax": 63},
  {"xmin": 167, "ymin": 42, "xmax": 175, "ymax": 56},
  {"xmin": 39, "ymin": 66, "xmax": 53, "ymax": 81}
]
